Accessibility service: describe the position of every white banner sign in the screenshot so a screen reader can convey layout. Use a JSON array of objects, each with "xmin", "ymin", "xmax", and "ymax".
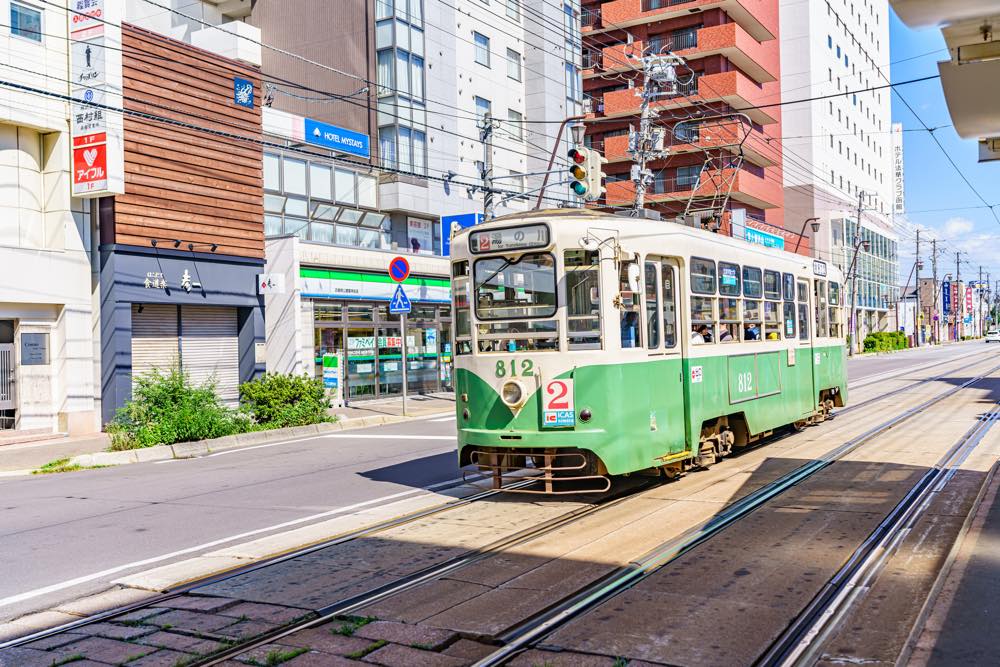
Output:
[{"xmin": 892, "ymin": 123, "xmax": 905, "ymax": 215}]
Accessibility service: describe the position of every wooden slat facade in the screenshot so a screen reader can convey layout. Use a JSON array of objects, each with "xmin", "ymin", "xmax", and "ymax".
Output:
[{"xmin": 114, "ymin": 24, "xmax": 264, "ymax": 259}]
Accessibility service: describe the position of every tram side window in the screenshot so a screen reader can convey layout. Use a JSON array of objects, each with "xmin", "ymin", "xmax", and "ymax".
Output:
[
  {"xmin": 764, "ymin": 270, "xmax": 781, "ymax": 300},
  {"xmin": 815, "ymin": 279, "xmax": 830, "ymax": 337},
  {"xmin": 690, "ymin": 296, "xmax": 715, "ymax": 344},
  {"xmin": 743, "ymin": 298, "xmax": 761, "ymax": 341},
  {"xmin": 661, "ymin": 262, "xmax": 677, "ymax": 347},
  {"xmin": 797, "ymin": 279, "xmax": 810, "ymax": 341},
  {"xmin": 783, "ymin": 301, "xmax": 796, "ymax": 339},
  {"xmin": 743, "ymin": 266, "xmax": 763, "ymax": 299},
  {"xmin": 719, "ymin": 262, "xmax": 741, "ymax": 296},
  {"xmin": 719, "ymin": 296, "xmax": 739, "ymax": 342},
  {"xmin": 690, "ymin": 258, "xmax": 716, "ymax": 344},
  {"xmin": 645, "ymin": 262, "xmax": 660, "ymax": 348},
  {"xmin": 764, "ymin": 301, "xmax": 781, "ymax": 340},
  {"xmin": 453, "ymin": 261, "xmax": 472, "ymax": 355},
  {"xmin": 690, "ymin": 257, "xmax": 716, "ymax": 294},
  {"xmin": 620, "ymin": 262, "xmax": 642, "ymax": 349},
  {"xmin": 829, "ymin": 282, "xmax": 844, "ymax": 338},
  {"xmin": 565, "ymin": 250, "xmax": 601, "ymax": 350},
  {"xmin": 783, "ymin": 272, "xmax": 795, "ymax": 301}
]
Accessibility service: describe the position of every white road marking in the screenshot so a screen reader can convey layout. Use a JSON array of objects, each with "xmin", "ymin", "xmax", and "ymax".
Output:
[
  {"xmin": 0, "ymin": 474, "xmax": 474, "ymax": 610},
  {"xmin": 429, "ymin": 415, "xmax": 456, "ymax": 422}
]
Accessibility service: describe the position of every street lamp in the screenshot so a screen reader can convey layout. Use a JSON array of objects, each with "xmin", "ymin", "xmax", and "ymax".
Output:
[
  {"xmin": 847, "ymin": 237, "xmax": 870, "ymax": 357},
  {"xmin": 793, "ymin": 217, "xmax": 821, "ymax": 255}
]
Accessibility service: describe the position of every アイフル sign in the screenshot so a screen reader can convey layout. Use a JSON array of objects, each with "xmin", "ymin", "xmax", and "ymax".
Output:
[{"xmin": 69, "ymin": 0, "xmax": 123, "ymax": 197}]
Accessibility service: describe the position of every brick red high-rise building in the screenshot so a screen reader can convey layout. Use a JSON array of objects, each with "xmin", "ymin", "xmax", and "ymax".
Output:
[{"xmin": 582, "ymin": 0, "xmax": 797, "ymax": 250}]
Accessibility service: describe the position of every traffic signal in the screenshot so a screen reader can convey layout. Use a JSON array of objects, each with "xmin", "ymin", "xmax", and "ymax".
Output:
[
  {"xmin": 586, "ymin": 148, "xmax": 608, "ymax": 201},
  {"xmin": 567, "ymin": 147, "xmax": 607, "ymax": 202},
  {"xmin": 568, "ymin": 147, "xmax": 589, "ymax": 197}
]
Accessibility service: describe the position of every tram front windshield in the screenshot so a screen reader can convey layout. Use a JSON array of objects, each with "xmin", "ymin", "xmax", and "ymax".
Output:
[{"xmin": 473, "ymin": 253, "xmax": 558, "ymax": 352}]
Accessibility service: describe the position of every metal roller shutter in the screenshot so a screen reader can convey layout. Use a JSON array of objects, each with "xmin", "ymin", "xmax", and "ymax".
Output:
[
  {"xmin": 180, "ymin": 305, "xmax": 240, "ymax": 406},
  {"xmin": 131, "ymin": 304, "xmax": 179, "ymax": 390}
]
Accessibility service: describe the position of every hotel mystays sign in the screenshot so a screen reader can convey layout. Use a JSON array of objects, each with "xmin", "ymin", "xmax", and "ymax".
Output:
[{"xmin": 304, "ymin": 119, "xmax": 370, "ymax": 159}]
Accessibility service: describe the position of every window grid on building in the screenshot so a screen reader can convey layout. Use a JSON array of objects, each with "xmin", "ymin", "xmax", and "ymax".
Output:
[{"xmin": 376, "ymin": 0, "xmax": 427, "ymax": 175}]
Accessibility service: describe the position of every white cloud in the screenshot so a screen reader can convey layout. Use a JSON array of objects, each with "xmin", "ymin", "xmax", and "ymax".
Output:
[{"xmin": 943, "ymin": 217, "xmax": 975, "ymax": 237}]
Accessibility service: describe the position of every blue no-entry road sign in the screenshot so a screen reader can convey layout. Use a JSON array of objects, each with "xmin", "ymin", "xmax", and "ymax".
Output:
[
  {"xmin": 389, "ymin": 256, "xmax": 410, "ymax": 282},
  {"xmin": 389, "ymin": 284, "xmax": 412, "ymax": 314}
]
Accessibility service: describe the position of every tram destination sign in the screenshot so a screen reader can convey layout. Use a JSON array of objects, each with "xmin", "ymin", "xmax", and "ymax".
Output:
[{"xmin": 470, "ymin": 224, "xmax": 549, "ymax": 254}]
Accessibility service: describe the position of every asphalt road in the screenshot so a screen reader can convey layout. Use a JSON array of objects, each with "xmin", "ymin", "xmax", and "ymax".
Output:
[{"xmin": 0, "ymin": 341, "xmax": 984, "ymax": 626}]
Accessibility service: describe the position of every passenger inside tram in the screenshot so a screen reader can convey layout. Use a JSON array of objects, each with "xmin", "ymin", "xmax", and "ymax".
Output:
[
  {"xmin": 691, "ymin": 324, "xmax": 712, "ymax": 344},
  {"xmin": 743, "ymin": 322, "xmax": 761, "ymax": 341}
]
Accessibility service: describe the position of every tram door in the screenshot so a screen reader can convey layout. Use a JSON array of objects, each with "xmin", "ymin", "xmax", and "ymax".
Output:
[
  {"xmin": 644, "ymin": 257, "xmax": 686, "ymax": 455},
  {"xmin": 796, "ymin": 278, "xmax": 816, "ymax": 414}
]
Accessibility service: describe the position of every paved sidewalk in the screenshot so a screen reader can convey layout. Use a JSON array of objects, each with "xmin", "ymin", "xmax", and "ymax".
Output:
[
  {"xmin": 908, "ymin": 464, "xmax": 1000, "ymax": 666},
  {"xmin": 331, "ymin": 392, "xmax": 456, "ymax": 420},
  {"xmin": 0, "ymin": 434, "xmax": 111, "ymax": 474},
  {"xmin": 0, "ymin": 394, "xmax": 455, "ymax": 474}
]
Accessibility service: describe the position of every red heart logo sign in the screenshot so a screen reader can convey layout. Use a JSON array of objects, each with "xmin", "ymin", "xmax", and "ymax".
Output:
[{"xmin": 83, "ymin": 148, "xmax": 98, "ymax": 167}]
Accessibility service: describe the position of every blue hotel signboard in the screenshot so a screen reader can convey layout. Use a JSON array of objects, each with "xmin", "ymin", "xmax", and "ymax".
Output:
[
  {"xmin": 304, "ymin": 118, "xmax": 370, "ymax": 159},
  {"xmin": 942, "ymin": 280, "xmax": 951, "ymax": 315}
]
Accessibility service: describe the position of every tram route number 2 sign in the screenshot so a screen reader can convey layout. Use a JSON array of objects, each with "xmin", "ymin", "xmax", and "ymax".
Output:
[{"xmin": 542, "ymin": 379, "xmax": 575, "ymax": 428}]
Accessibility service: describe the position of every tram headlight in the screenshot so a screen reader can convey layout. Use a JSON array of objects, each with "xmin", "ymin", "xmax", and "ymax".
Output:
[{"xmin": 501, "ymin": 381, "xmax": 525, "ymax": 407}]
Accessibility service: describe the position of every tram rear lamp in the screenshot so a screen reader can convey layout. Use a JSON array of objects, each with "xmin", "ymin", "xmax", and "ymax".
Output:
[
  {"xmin": 580, "ymin": 408, "xmax": 593, "ymax": 423},
  {"xmin": 501, "ymin": 381, "xmax": 524, "ymax": 407}
]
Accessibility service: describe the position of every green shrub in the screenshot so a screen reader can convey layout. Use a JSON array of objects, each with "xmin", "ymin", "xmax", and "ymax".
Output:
[
  {"xmin": 107, "ymin": 369, "xmax": 250, "ymax": 450},
  {"xmin": 239, "ymin": 373, "xmax": 332, "ymax": 429},
  {"xmin": 862, "ymin": 331, "xmax": 909, "ymax": 353}
]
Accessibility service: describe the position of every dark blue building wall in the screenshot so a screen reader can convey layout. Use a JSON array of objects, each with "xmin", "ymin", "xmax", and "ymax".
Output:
[{"xmin": 100, "ymin": 244, "xmax": 265, "ymax": 425}]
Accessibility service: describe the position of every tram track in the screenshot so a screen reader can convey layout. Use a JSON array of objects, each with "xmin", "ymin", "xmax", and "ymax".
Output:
[
  {"xmin": 4, "ymin": 352, "xmax": 993, "ymax": 665},
  {"xmin": 469, "ymin": 359, "xmax": 1000, "ymax": 666},
  {"xmin": 839, "ymin": 349, "xmax": 989, "ymax": 415},
  {"xmin": 185, "ymin": 478, "xmax": 657, "ymax": 666},
  {"xmin": 757, "ymin": 400, "xmax": 1000, "ymax": 667},
  {"xmin": 0, "ymin": 475, "xmax": 540, "ymax": 651}
]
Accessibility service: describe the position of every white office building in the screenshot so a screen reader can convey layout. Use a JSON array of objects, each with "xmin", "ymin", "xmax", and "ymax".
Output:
[
  {"xmin": 379, "ymin": 0, "xmax": 584, "ymax": 226},
  {"xmin": 0, "ymin": 0, "xmax": 101, "ymax": 437},
  {"xmin": 779, "ymin": 0, "xmax": 899, "ymax": 339}
]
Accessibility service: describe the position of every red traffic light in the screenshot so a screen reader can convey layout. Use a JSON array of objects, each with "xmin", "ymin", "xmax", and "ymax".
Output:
[{"xmin": 568, "ymin": 148, "xmax": 587, "ymax": 165}]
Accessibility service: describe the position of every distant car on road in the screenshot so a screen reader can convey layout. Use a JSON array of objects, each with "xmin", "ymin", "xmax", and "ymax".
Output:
[{"xmin": 987, "ymin": 328, "xmax": 1000, "ymax": 343}]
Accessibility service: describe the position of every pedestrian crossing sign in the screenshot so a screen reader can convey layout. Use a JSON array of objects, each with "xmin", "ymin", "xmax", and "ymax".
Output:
[{"xmin": 389, "ymin": 284, "xmax": 412, "ymax": 314}]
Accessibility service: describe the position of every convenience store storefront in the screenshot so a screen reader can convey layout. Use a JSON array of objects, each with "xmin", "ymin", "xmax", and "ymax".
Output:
[
  {"xmin": 308, "ymin": 291, "xmax": 454, "ymax": 400},
  {"xmin": 262, "ymin": 235, "xmax": 454, "ymax": 401}
]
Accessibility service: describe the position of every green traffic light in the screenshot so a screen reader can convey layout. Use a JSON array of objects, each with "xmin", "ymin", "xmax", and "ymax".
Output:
[{"xmin": 571, "ymin": 182, "xmax": 588, "ymax": 196}]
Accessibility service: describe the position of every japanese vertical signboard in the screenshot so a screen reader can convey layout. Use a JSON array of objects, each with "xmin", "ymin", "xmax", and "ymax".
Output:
[
  {"xmin": 69, "ymin": 0, "xmax": 124, "ymax": 197},
  {"xmin": 892, "ymin": 123, "xmax": 905, "ymax": 216},
  {"xmin": 942, "ymin": 280, "xmax": 952, "ymax": 315},
  {"xmin": 966, "ymin": 286, "xmax": 974, "ymax": 315}
]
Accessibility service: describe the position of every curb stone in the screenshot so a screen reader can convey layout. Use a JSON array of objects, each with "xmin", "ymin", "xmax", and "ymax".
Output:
[{"xmin": 60, "ymin": 412, "xmax": 445, "ymax": 471}]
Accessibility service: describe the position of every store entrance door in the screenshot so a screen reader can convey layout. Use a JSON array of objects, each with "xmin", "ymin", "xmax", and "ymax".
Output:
[
  {"xmin": 346, "ymin": 329, "xmax": 377, "ymax": 400},
  {"xmin": 378, "ymin": 327, "xmax": 403, "ymax": 397}
]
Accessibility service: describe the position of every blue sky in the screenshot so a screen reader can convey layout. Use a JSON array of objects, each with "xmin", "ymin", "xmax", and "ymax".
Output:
[{"xmin": 889, "ymin": 9, "xmax": 1000, "ymax": 286}]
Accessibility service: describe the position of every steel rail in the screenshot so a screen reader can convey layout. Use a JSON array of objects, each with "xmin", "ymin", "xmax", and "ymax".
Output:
[
  {"xmin": 757, "ymin": 400, "xmax": 1000, "ymax": 667},
  {"xmin": 839, "ymin": 351, "xmax": 989, "ymax": 415},
  {"xmin": 472, "ymin": 360, "xmax": 1000, "ymax": 667},
  {"xmin": 191, "ymin": 478, "xmax": 657, "ymax": 666},
  {"xmin": 0, "ymin": 475, "xmax": 537, "ymax": 650},
  {"xmin": 848, "ymin": 347, "xmax": 983, "ymax": 390}
]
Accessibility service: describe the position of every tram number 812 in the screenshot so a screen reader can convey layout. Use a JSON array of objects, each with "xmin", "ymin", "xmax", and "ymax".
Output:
[
  {"xmin": 737, "ymin": 372, "xmax": 754, "ymax": 393},
  {"xmin": 495, "ymin": 359, "xmax": 535, "ymax": 378}
]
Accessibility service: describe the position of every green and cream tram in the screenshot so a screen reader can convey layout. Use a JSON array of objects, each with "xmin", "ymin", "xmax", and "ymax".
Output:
[{"xmin": 451, "ymin": 209, "xmax": 847, "ymax": 492}]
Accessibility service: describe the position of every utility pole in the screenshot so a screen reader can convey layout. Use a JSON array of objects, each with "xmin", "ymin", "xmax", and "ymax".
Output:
[
  {"xmin": 914, "ymin": 230, "xmax": 921, "ymax": 346},
  {"xmin": 931, "ymin": 239, "xmax": 938, "ymax": 344},
  {"xmin": 480, "ymin": 112, "xmax": 495, "ymax": 219},
  {"xmin": 956, "ymin": 251, "xmax": 962, "ymax": 341},
  {"xmin": 849, "ymin": 190, "xmax": 870, "ymax": 354},
  {"xmin": 628, "ymin": 51, "xmax": 683, "ymax": 214},
  {"xmin": 979, "ymin": 265, "xmax": 984, "ymax": 338}
]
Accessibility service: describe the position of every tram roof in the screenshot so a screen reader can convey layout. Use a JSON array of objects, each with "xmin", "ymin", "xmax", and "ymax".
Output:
[{"xmin": 461, "ymin": 209, "xmax": 841, "ymax": 280}]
